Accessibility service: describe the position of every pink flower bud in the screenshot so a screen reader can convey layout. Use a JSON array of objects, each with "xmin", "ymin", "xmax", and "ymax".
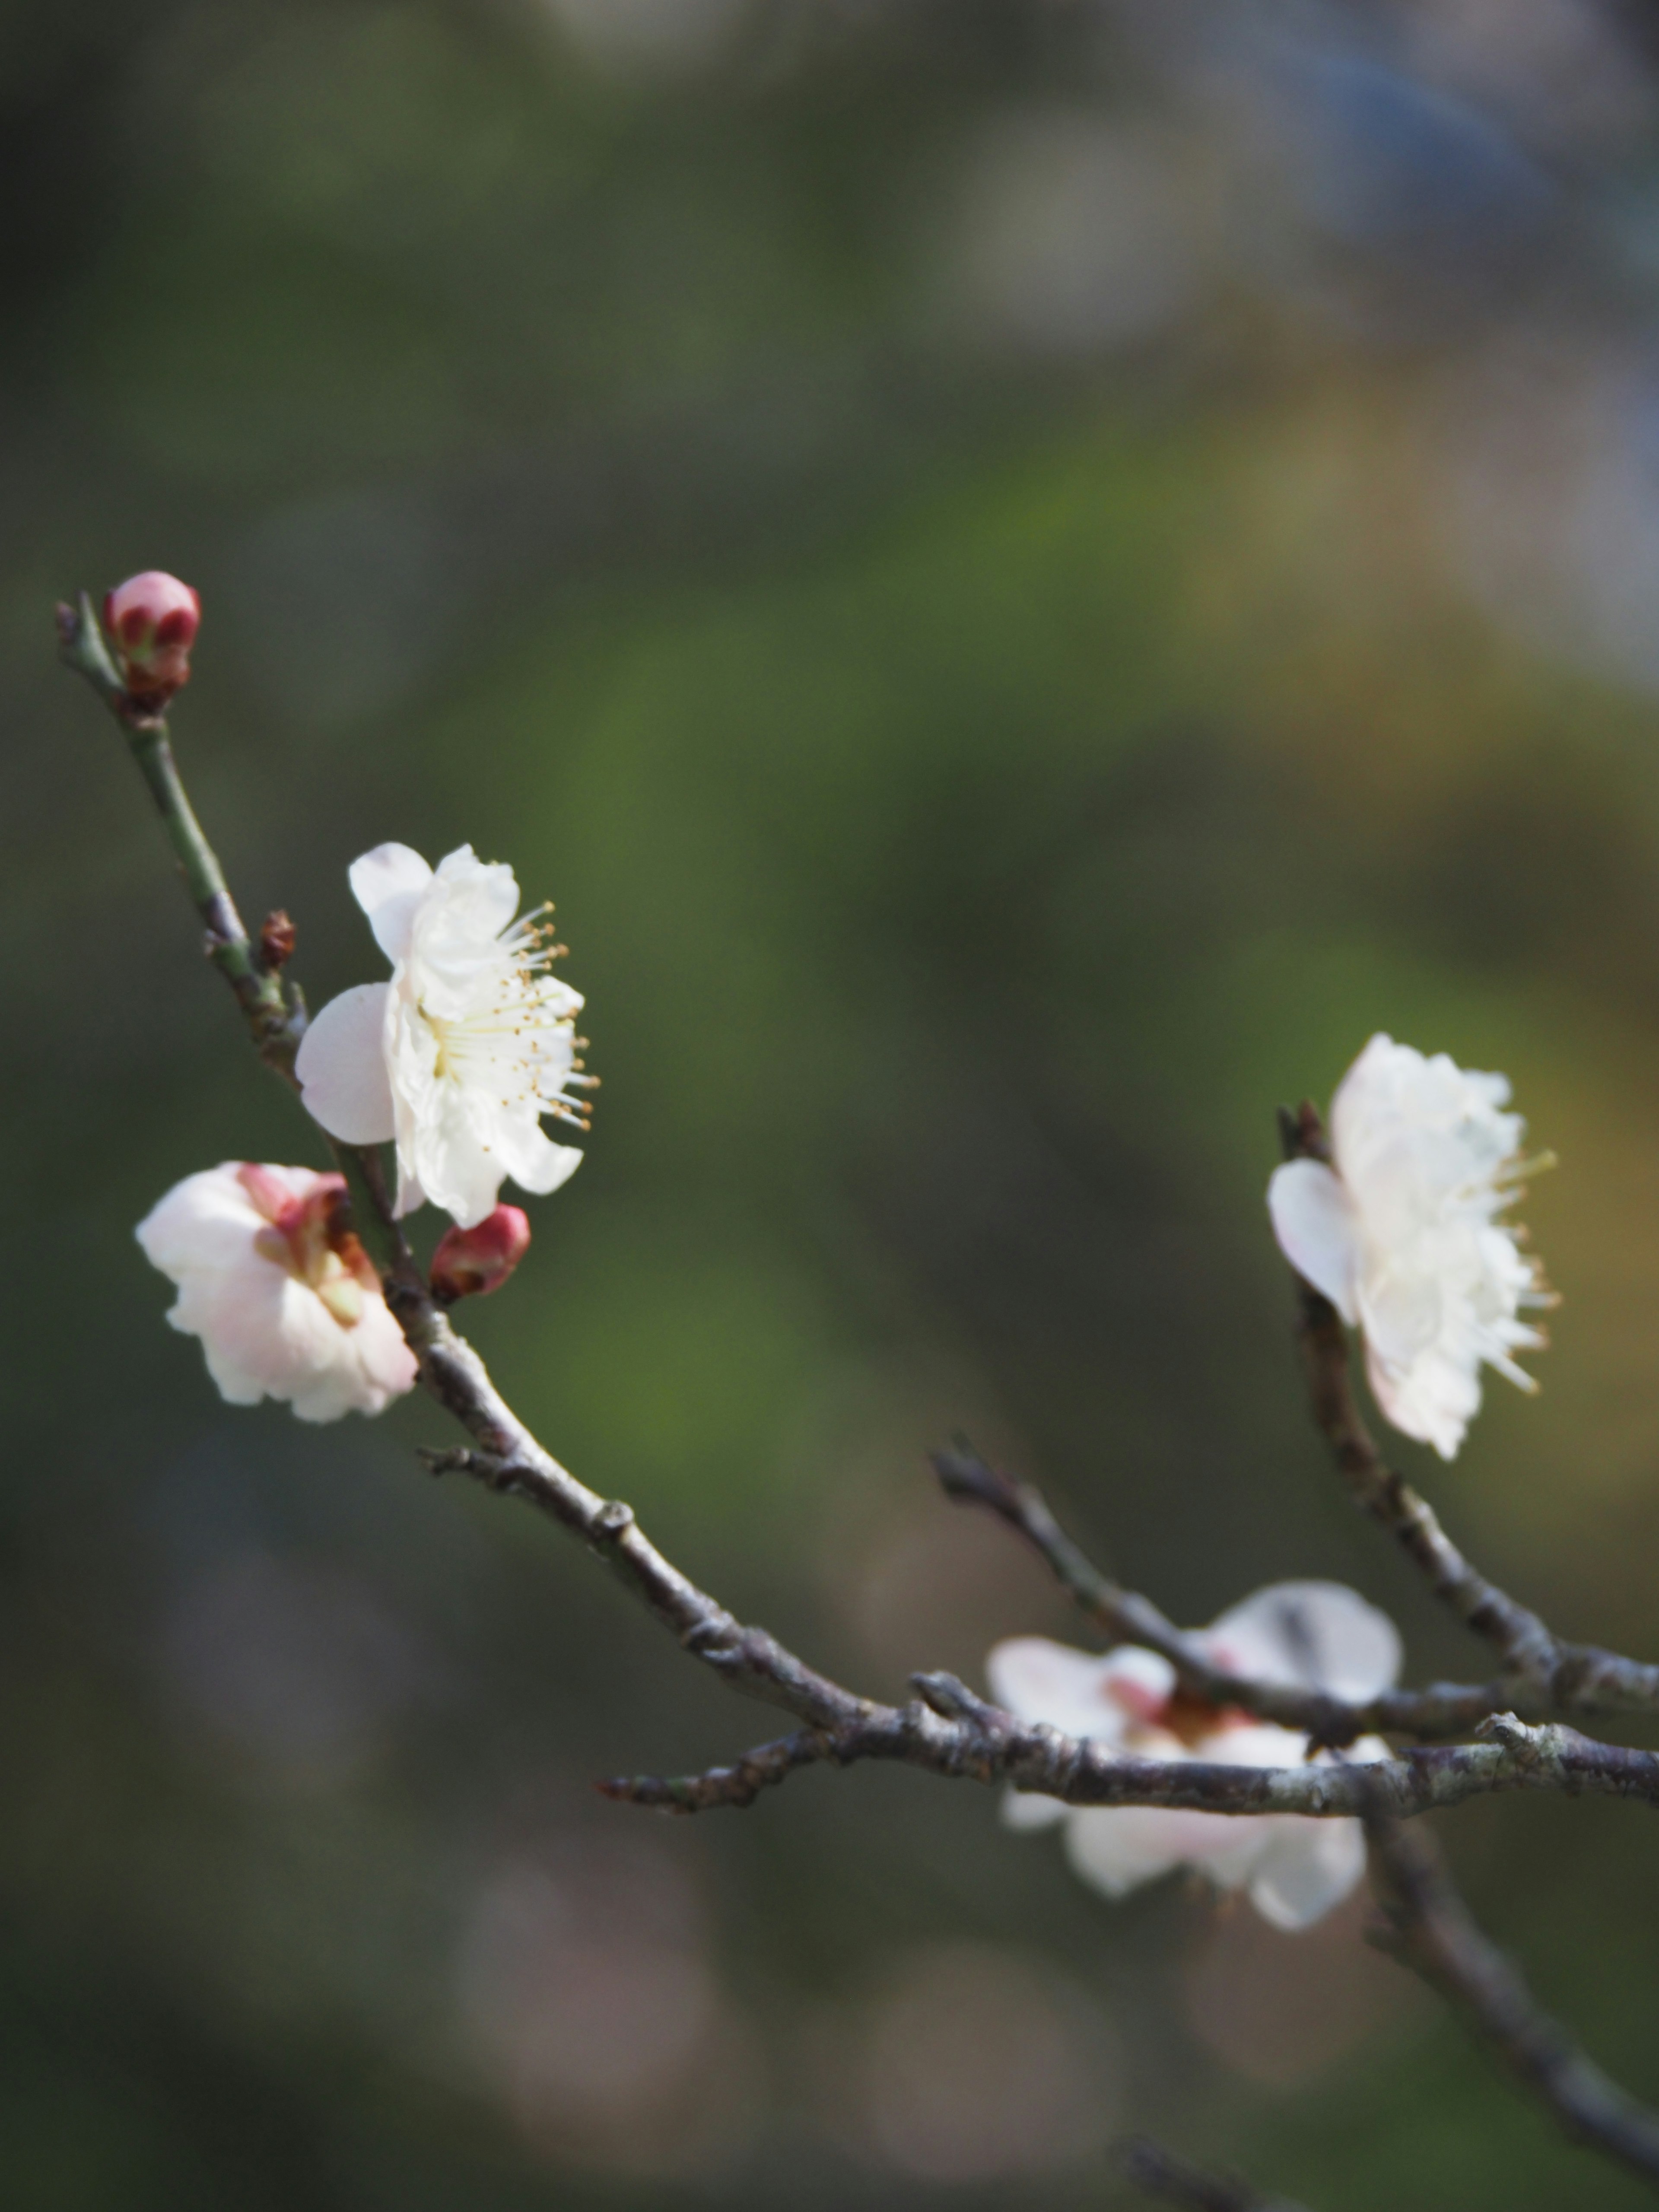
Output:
[
  {"xmin": 429, "ymin": 1206, "xmax": 531, "ymax": 1302},
  {"xmin": 103, "ymin": 570, "xmax": 200, "ymax": 704}
]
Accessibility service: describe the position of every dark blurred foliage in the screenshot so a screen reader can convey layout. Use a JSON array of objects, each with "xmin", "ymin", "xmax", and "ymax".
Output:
[{"xmin": 12, "ymin": 1, "xmax": 1659, "ymax": 2205}]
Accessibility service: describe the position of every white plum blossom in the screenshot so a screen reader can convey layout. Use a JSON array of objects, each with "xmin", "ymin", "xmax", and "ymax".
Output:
[
  {"xmin": 987, "ymin": 1581, "xmax": 1400, "ymax": 1932},
  {"xmin": 135, "ymin": 1163, "xmax": 419, "ymax": 1421},
  {"xmin": 1268, "ymin": 1034, "xmax": 1553, "ymax": 1461},
  {"xmin": 294, "ymin": 843, "xmax": 591, "ymax": 1229}
]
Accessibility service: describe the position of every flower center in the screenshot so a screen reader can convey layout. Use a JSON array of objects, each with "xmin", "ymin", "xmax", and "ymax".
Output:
[
  {"xmin": 413, "ymin": 912, "xmax": 594, "ymax": 1126},
  {"xmin": 237, "ymin": 1166, "xmax": 377, "ymax": 1328}
]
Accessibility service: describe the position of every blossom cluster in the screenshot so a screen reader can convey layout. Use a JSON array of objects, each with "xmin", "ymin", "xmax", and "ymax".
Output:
[
  {"xmin": 121, "ymin": 575, "xmax": 1561, "ymax": 1940},
  {"xmin": 989, "ymin": 1582, "xmax": 1400, "ymax": 1929},
  {"xmin": 132, "ymin": 653, "xmax": 589, "ymax": 1426}
]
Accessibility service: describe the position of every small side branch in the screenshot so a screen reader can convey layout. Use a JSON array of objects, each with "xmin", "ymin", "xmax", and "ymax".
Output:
[
  {"xmin": 1120, "ymin": 2136, "xmax": 1309, "ymax": 2212},
  {"xmin": 57, "ymin": 594, "xmax": 299, "ymax": 1077},
  {"xmin": 597, "ymin": 1727, "xmax": 836, "ymax": 1812},
  {"xmin": 934, "ymin": 1442, "xmax": 1513, "ymax": 1747},
  {"xmin": 1367, "ymin": 1814, "xmax": 1659, "ymax": 2189},
  {"xmin": 601, "ymin": 1704, "xmax": 1659, "ymax": 1821}
]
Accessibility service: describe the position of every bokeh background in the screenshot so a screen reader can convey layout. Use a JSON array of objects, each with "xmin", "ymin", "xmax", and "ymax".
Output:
[{"xmin": 11, "ymin": 1, "xmax": 1659, "ymax": 2205}]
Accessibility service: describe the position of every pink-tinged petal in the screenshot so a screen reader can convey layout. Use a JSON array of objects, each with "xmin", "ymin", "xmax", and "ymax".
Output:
[
  {"xmin": 348, "ymin": 843, "xmax": 433, "ymax": 963},
  {"xmin": 1267, "ymin": 1159, "xmax": 1361, "ymax": 1322},
  {"xmin": 1246, "ymin": 1819, "xmax": 1367, "ymax": 1931},
  {"xmin": 136, "ymin": 1165, "xmax": 264, "ymax": 1271},
  {"xmin": 296, "ymin": 985, "xmax": 396, "ymax": 1144},
  {"xmin": 1203, "ymin": 1582, "xmax": 1401, "ymax": 1702},
  {"xmin": 985, "ymin": 1636, "xmax": 1151, "ymax": 1746}
]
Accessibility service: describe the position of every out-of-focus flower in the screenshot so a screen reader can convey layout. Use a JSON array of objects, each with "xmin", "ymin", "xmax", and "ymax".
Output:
[
  {"xmin": 104, "ymin": 570, "xmax": 200, "ymax": 703},
  {"xmin": 1268, "ymin": 1033, "xmax": 1553, "ymax": 1459},
  {"xmin": 135, "ymin": 1163, "xmax": 418, "ymax": 1421},
  {"xmin": 987, "ymin": 1581, "xmax": 1401, "ymax": 1932},
  {"xmin": 430, "ymin": 1205, "xmax": 532, "ymax": 1301},
  {"xmin": 295, "ymin": 843, "xmax": 592, "ymax": 1228}
]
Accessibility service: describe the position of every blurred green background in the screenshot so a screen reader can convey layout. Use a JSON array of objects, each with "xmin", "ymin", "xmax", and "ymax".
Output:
[{"xmin": 11, "ymin": 1, "xmax": 1659, "ymax": 2205}]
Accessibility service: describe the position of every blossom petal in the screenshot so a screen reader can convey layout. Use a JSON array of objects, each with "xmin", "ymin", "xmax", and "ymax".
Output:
[
  {"xmin": 136, "ymin": 1165, "xmax": 263, "ymax": 1272},
  {"xmin": 492, "ymin": 1120, "xmax": 585, "ymax": 1200},
  {"xmin": 348, "ymin": 843, "xmax": 433, "ymax": 963},
  {"xmin": 1267, "ymin": 1159, "xmax": 1361, "ymax": 1322},
  {"xmin": 1203, "ymin": 1581, "xmax": 1402, "ymax": 1702},
  {"xmin": 1001, "ymin": 1787, "xmax": 1069, "ymax": 1832},
  {"xmin": 1065, "ymin": 1806, "xmax": 1271, "ymax": 1899},
  {"xmin": 1365, "ymin": 1336, "xmax": 1477, "ymax": 1461},
  {"xmin": 986, "ymin": 1635, "xmax": 1160, "ymax": 1745},
  {"xmin": 1246, "ymin": 1818, "xmax": 1367, "ymax": 1931},
  {"xmin": 296, "ymin": 985, "xmax": 396, "ymax": 1144}
]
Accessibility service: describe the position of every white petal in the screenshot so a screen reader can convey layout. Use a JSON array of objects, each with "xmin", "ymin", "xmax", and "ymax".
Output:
[
  {"xmin": 1001, "ymin": 1787, "xmax": 1069, "ymax": 1831},
  {"xmin": 1267, "ymin": 1159, "xmax": 1361, "ymax": 1322},
  {"xmin": 496, "ymin": 1123, "xmax": 585, "ymax": 1200},
  {"xmin": 349, "ymin": 844, "xmax": 434, "ymax": 963},
  {"xmin": 1246, "ymin": 1818, "xmax": 1367, "ymax": 1931},
  {"xmin": 1365, "ymin": 1335, "xmax": 1477, "ymax": 1461},
  {"xmin": 428, "ymin": 843, "xmax": 521, "ymax": 941},
  {"xmin": 985, "ymin": 1636, "xmax": 1152, "ymax": 1745},
  {"xmin": 393, "ymin": 1158, "xmax": 428, "ymax": 1220},
  {"xmin": 296, "ymin": 985, "xmax": 396, "ymax": 1145},
  {"xmin": 407, "ymin": 1111, "xmax": 506, "ymax": 1230},
  {"xmin": 1064, "ymin": 1806, "xmax": 1270, "ymax": 1899},
  {"xmin": 1204, "ymin": 1582, "xmax": 1402, "ymax": 1702}
]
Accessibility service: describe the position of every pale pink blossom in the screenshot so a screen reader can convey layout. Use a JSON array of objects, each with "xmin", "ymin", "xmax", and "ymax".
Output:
[
  {"xmin": 987, "ymin": 1581, "xmax": 1400, "ymax": 1932},
  {"xmin": 295, "ymin": 843, "xmax": 590, "ymax": 1229},
  {"xmin": 135, "ymin": 1163, "xmax": 418, "ymax": 1422},
  {"xmin": 1268, "ymin": 1034, "xmax": 1552, "ymax": 1459}
]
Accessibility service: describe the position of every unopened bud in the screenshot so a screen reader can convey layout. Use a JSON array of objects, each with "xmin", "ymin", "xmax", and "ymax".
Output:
[
  {"xmin": 429, "ymin": 1206, "xmax": 531, "ymax": 1302},
  {"xmin": 260, "ymin": 909, "xmax": 297, "ymax": 972},
  {"xmin": 103, "ymin": 570, "xmax": 200, "ymax": 705}
]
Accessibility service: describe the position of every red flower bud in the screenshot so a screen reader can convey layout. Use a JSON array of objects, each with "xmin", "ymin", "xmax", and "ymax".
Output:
[
  {"xmin": 260, "ymin": 909, "xmax": 297, "ymax": 972},
  {"xmin": 429, "ymin": 1206, "xmax": 532, "ymax": 1302},
  {"xmin": 103, "ymin": 570, "xmax": 200, "ymax": 705}
]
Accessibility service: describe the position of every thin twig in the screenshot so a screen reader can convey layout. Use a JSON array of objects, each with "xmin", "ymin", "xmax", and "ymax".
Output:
[
  {"xmin": 933, "ymin": 1442, "xmax": 1511, "ymax": 1747},
  {"xmin": 58, "ymin": 595, "xmax": 300, "ymax": 1077},
  {"xmin": 599, "ymin": 1702, "xmax": 1659, "ymax": 1820},
  {"xmin": 1119, "ymin": 2135, "xmax": 1308, "ymax": 2212},
  {"xmin": 1367, "ymin": 1812, "xmax": 1659, "ymax": 2189}
]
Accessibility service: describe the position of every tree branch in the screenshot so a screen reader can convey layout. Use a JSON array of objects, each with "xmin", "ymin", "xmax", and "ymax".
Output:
[
  {"xmin": 932, "ymin": 1441, "xmax": 1511, "ymax": 1747},
  {"xmin": 1366, "ymin": 1812, "xmax": 1659, "ymax": 2187},
  {"xmin": 598, "ymin": 1698, "xmax": 1659, "ymax": 1821},
  {"xmin": 1119, "ymin": 2136, "xmax": 1309, "ymax": 2212},
  {"xmin": 64, "ymin": 610, "xmax": 1659, "ymax": 1833}
]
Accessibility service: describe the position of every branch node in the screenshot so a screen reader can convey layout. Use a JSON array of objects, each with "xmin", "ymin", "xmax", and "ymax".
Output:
[{"xmin": 912, "ymin": 1669, "xmax": 998, "ymax": 1724}]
